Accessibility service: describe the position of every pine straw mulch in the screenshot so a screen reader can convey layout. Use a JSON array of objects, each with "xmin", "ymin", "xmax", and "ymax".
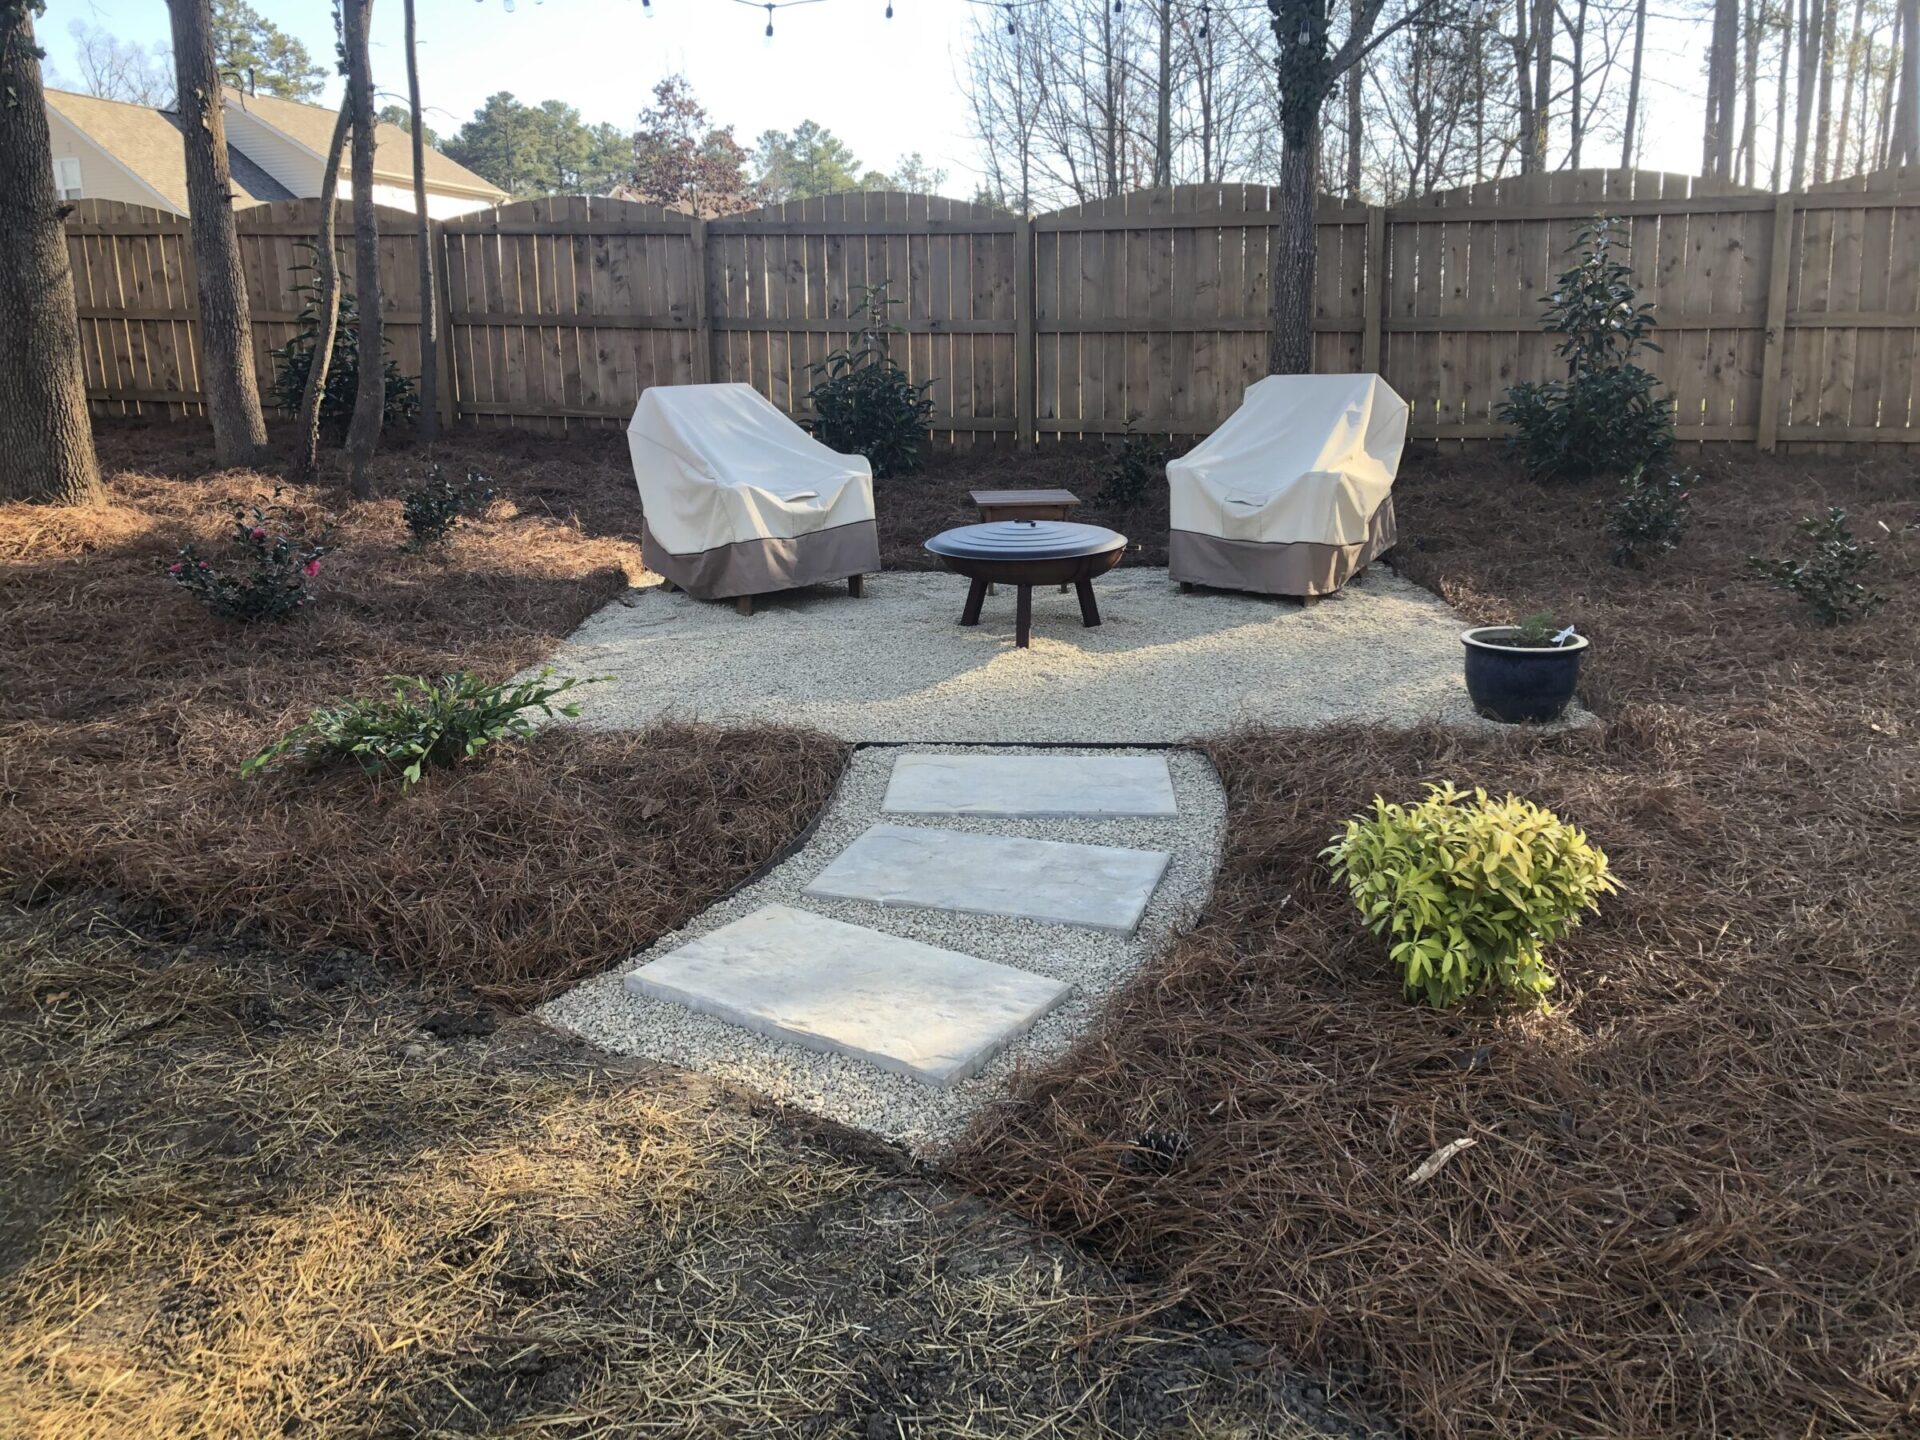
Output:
[
  {"xmin": 0, "ymin": 898, "xmax": 1363, "ymax": 1439},
  {"xmin": 953, "ymin": 450, "xmax": 1920, "ymax": 1439},
  {"xmin": 0, "ymin": 425, "xmax": 844, "ymax": 1004}
]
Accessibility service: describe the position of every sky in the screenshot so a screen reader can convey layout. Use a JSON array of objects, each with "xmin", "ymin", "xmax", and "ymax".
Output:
[{"xmin": 37, "ymin": 0, "xmax": 1722, "ymax": 196}]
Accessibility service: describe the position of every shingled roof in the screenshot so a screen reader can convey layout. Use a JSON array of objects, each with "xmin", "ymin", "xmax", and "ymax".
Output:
[{"xmin": 46, "ymin": 89, "xmax": 295, "ymax": 212}]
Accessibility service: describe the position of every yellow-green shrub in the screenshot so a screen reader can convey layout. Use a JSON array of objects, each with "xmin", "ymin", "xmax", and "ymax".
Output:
[{"xmin": 1323, "ymin": 783, "xmax": 1616, "ymax": 1008}]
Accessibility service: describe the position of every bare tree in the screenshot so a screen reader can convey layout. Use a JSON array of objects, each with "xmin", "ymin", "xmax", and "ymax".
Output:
[
  {"xmin": 404, "ymin": 0, "xmax": 436, "ymax": 444},
  {"xmin": 0, "ymin": 7, "xmax": 100, "ymax": 504},
  {"xmin": 1267, "ymin": 0, "xmax": 1456, "ymax": 374},
  {"xmin": 294, "ymin": 97, "xmax": 350, "ymax": 478},
  {"xmin": 342, "ymin": 0, "xmax": 383, "ymax": 498},
  {"xmin": 168, "ymin": 0, "xmax": 267, "ymax": 467},
  {"xmin": 69, "ymin": 21, "xmax": 171, "ymax": 105}
]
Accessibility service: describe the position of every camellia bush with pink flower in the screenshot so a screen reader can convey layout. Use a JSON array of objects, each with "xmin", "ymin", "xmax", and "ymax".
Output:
[{"xmin": 167, "ymin": 491, "xmax": 331, "ymax": 622}]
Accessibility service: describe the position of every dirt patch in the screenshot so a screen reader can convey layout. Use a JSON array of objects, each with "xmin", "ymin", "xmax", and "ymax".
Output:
[
  {"xmin": 0, "ymin": 898, "xmax": 1373, "ymax": 1439},
  {"xmin": 0, "ymin": 425, "xmax": 841, "ymax": 1002},
  {"xmin": 953, "ymin": 451, "xmax": 1920, "ymax": 1438}
]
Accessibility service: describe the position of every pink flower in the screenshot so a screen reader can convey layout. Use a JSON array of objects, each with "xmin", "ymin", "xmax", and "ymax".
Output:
[
  {"xmin": 302, "ymin": 559, "xmax": 321, "ymax": 578},
  {"xmin": 168, "ymin": 562, "xmax": 184, "ymax": 574},
  {"xmin": 251, "ymin": 526, "xmax": 267, "ymax": 542}
]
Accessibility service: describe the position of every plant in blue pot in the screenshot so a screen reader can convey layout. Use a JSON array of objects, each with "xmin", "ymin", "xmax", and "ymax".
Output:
[{"xmin": 1461, "ymin": 613, "xmax": 1588, "ymax": 723}]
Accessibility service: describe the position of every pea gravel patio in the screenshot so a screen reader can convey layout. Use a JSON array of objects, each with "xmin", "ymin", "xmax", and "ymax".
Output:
[{"xmin": 538, "ymin": 565, "xmax": 1570, "ymax": 743}]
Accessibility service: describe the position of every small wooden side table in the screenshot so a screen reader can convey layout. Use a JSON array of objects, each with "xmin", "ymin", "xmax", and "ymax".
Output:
[{"xmin": 970, "ymin": 488, "xmax": 1081, "ymax": 522}]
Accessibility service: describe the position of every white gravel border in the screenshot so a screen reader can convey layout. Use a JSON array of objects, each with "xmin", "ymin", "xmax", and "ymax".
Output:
[{"xmin": 538, "ymin": 744, "xmax": 1226, "ymax": 1154}]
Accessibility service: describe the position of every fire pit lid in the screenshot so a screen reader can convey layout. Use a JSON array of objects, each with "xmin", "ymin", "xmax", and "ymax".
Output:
[{"xmin": 924, "ymin": 520, "xmax": 1126, "ymax": 562}]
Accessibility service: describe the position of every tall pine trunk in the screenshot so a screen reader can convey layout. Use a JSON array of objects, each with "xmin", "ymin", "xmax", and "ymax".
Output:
[
  {"xmin": 1740, "ymin": 0, "xmax": 1760, "ymax": 184},
  {"xmin": 1623, "ymin": 0, "xmax": 1647, "ymax": 167},
  {"xmin": 295, "ymin": 98, "xmax": 351, "ymax": 478},
  {"xmin": 168, "ymin": 0, "xmax": 266, "ymax": 467},
  {"xmin": 342, "ymin": 0, "xmax": 383, "ymax": 499},
  {"xmin": 0, "ymin": 12, "xmax": 100, "ymax": 505},
  {"xmin": 1793, "ymin": 0, "xmax": 1820, "ymax": 187},
  {"xmin": 1895, "ymin": 0, "xmax": 1920, "ymax": 164},
  {"xmin": 404, "ymin": 0, "xmax": 437, "ymax": 445},
  {"xmin": 1815, "ymin": 0, "xmax": 1839, "ymax": 180}
]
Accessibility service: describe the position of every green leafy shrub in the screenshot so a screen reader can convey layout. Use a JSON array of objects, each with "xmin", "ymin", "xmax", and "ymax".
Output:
[
  {"xmin": 1101, "ymin": 420, "xmax": 1172, "ymax": 510},
  {"xmin": 1323, "ymin": 783, "xmax": 1617, "ymax": 1008},
  {"xmin": 1497, "ymin": 218, "xmax": 1673, "ymax": 483},
  {"xmin": 804, "ymin": 282, "xmax": 935, "ymax": 479},
  {"xmin": 268, "ymin": 244, "xmax": 420, "ymax": 439},
  {"xmin": 241, "ymin": 670, "xmax": 601, "ymax": 789},
  {"xmin": 1746, "ymin": 507, "xmax": 1887, "ymax": 624},
  {"xmin": 168, "ymin": 491, "xmax": 330, "ymax": 623},
  {"xmin": 401, "ymin": 466, "xmax": 496, "ymax": 551},
  {"xmin": 1607, "ymin": 462, "xmax": 1694, "ymax": 566}
]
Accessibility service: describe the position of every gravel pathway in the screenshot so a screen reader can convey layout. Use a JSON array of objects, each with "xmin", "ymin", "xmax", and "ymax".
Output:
[
  {"xmin": 539, "ymin": 745, "xmax": 1226, "ymax": 1154},
  {"xmin": 537, "ymin": 565, "xmax": 1582, "ymax": 743}
]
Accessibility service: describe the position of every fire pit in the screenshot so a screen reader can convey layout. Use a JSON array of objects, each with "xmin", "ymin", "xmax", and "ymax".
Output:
[{"xmin": 924, "ymin": 520, "xmax": 1128, "ymax": 648}]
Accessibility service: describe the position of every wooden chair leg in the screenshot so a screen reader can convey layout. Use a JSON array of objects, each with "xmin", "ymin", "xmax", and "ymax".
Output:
[
  {"xmin": 960, "ymin": 577, "xmax": 989, "ymax": 626},
  {"xmin": 1178, "ymin": 581, "xmax": 1195, "ymax": 594},
  {"xmin": 847, "ymin": 574, "xmax": 864, "ymax": 598},
  {"xmin": 659, "ymin": 576, "xmax": 677, "ymax": 592},
  {"xmin": 736, "ymin": 595, "xmax": 754, "ymax": 617},
  {"xmin": 1075, "ymin": 578, "xmax": 1102, "ymax": 628},
  {"xmin": 1015, "ymin": 584, "xmax": 1033, "ymax": 648}
]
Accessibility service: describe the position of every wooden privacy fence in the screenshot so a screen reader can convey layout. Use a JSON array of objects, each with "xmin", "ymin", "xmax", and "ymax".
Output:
[{"xmin": 63, "ymin": 166, "xmax": 1920, "ymax": 449}]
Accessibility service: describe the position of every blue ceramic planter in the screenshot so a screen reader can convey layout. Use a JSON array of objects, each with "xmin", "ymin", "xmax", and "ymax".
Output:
[{"xmin": 1462, "ymin": 626, "xmax": 1588, "ymax": 723}]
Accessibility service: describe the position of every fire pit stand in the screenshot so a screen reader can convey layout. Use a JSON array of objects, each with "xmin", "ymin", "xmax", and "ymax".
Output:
[{"xmin": 924, "ymin": 520, "xmax": 1128, "ymax": 649}]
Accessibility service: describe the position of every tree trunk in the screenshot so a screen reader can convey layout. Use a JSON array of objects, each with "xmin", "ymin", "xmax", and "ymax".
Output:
[
  {"xmin": 1531, "ymin": 0, "xmax": 1553, "ymax": 168},
  {"xmin": 1153, "ymin": 0, "xmax": 1172, "ymax": 188},
  {"xmin": 342, "ymin": 0, "xmax": 383, "ymax": 499},
  {"xmin": 1347, "ymin": 53, "xmax": 1364, "ymax": 195},
  {"xmin": 295, "ymin": 98, "xmax": 351, "ymax": 478},
  {"xmin": 1793, "ymin": 0, "xmax": 1820, "ymax": 187},
  {"xmin": 1837, "ymin": 0, "xmax": 1866, "ymax": 180},
  {"xmin": 1896, "ymin": 0, "xmax": 1920, "ymax": 164},
  {"xmin": 1269, "ymin": 126, "xmax": 1317, "ymax": 374},
  {"xmin": 0, "ymin": 13, "xmax": 100, "ymax": 505},
  {"xmin": 1774, "ymin": 6, "xmax": 1791, "ymax": 185},
  {"xmin": 1703, "ymin": 0, "xmax": 1738, "ymax": 180},
  {"xmin": 404, "ymin": 0, "xmax": 437, "ymax": 445},
  {"xmin": 1815, "ymin": 0, "xmax": 1839, "ymax": 180},
  {"xmin": 1623, "ymin": 0, "xmax": 1647, "ymax": 167},
  {"xmin": 167, "ymin": 0, "xmax": 267, "ymax": 467},
  {"xmin": 1514, "ymin": 0, "xmax": 1537, "ymax": 174},
  {"xmin": 1568, "ymin": 0, "xmax": 1587, "ymax": 168},
  {"xmin": 1740, "ymin": 0, "xmax": 1760, "ymax": 184}
]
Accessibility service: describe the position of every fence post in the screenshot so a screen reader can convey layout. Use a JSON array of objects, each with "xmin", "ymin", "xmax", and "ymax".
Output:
[
  {"xmin": 1755, "ymin": 192, "xmax": 1795, "ymax": 453},
  {"xmin": 690, "ymin": 217, "xmax": 712, "ymax": 384},
  {"xmin": 1015, "ymin": 215, "xmax": 1035, "ymax": 447},
  {"xmin": 430, "ymin": 216, "xmax": 455, "ymax": 431},
  {"xmin": 1361, "ymin": 204, "xmax": 1386, "ymax": 376}
]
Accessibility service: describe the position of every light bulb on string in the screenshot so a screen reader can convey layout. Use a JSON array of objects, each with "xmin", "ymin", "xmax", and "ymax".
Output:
[
  {"xmin": 1198, "ymin": 2, "xmax": 1209, "ymax": 37},
  {"xmin": 766, "ymin": 2, "xmax": 775, "ymax": 39},
  {"xmin": 885, "ymin": 1, "xmax": 893, "ymax": 15}
]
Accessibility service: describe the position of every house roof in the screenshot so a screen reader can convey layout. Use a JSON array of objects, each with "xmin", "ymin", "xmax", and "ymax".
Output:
[
  {"xmin": 226, "ymin": 91, "xmax": 508, "ymax": 200},
  {"xmin": 45, "ymin": 88, "xmax": 295, "ymax": 213}
]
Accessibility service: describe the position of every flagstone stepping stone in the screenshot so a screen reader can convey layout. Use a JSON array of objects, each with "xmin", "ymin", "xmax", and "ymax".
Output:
[
  {"xmin": 803, "ymin": 824, "xmax": 1170, "ymax": 934},
  {"xmin": 625, "ymin": 904, "xmax": 1071, "ymax": 1086},
  {"xmin": 882, "ymin": 752, "xmax": 1178, "ymax": 818}
]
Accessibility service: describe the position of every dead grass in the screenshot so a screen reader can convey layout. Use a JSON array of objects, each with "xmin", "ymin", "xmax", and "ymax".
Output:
[
  {"xmin": 0, "ymin": 899, "xmax": 1363, "ymax": 1438},
  {"xmin": 0, "ymin": 425, "xmax": 843, "ymax": 1001},
  {"xmin": 955, "ymin": 449, "xmax": 1920, "ymax": 1439}
]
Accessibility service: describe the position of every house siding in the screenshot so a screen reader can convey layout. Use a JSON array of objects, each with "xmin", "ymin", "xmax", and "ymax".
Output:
[
  {"xmin": 220, "ymin": 106, "xmax": 326, "ymax": 197},
  {"xmin": 45, "ymin": 109, "xmax": 174, "ymax": 210}
]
